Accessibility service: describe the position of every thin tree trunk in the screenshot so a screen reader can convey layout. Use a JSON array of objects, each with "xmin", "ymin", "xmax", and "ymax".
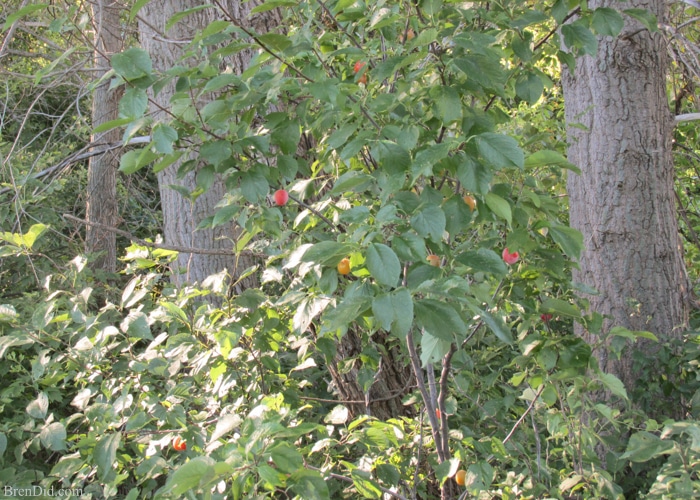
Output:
[
  {"xmin": 562, "ymin": 0, "xmax": 689, "ymax": 400},
  {"xmin": 87, "ymin": 0, "xmax": 123, "ymax": 272}
]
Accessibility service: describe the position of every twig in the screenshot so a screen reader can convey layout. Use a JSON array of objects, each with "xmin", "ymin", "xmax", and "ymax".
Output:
[
  {"xmin": 502, "ymin": 384, "xmax": 545, "ymax": 445},
  {"xmin": 63, "ymin": 213, "xmax": 255, "ymax": 257},
  {"xmin": 0, "ymin": 137, "xmax": 151, "ymax": 197},
  {"xmin": 288, "ymin": 193, "xmax": 340, "ymax": 231},
  {"xmin": 437, "ymin": 344, "xmax": 456, "ymax": 462}
]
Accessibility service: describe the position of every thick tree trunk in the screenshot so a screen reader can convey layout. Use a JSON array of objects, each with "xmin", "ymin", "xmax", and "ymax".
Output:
[
  {"xmin": 562, "ymin": 0, "xmax": 689, "ymax": 396},
  {"xmin": 87, "ymin": 0, "xmax": 123, "ymax": 272},
  {"xmin": 137, "ymin": 0, "xmax": 275, "ymax": 287},
  {"xmin": 325, "ymin": 328, "xmax": 414, "ymax": 420},
  {"xmin": 137, "ymin": 1, "xmax": 413, "ymax": 419}
]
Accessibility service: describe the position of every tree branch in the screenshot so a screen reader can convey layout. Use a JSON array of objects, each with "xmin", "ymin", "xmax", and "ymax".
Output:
[
  {"xmin": 675, "ymin": 113, "xmax": 700, "ymax": 124},
  {"xmin": 63, "ymin": 213, "xmax": 258, "ymax": 257}
]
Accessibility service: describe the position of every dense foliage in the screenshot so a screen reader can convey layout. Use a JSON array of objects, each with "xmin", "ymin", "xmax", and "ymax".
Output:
[{"xmin": 2, "ymin": 0, "xmax": 700, "ymax": 499}]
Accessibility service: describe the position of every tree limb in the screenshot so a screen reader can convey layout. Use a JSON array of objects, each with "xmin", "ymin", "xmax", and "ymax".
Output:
[
  {"xmin": 63, "ymin": 213, "xmax": 258, "ymax": 257},
  {"xmin": 675, "ymin": 113, "xmax": 700, "ymax": 124}
]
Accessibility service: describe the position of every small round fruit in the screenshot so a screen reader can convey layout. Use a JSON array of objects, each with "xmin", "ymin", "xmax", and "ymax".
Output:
[
  {"xmin": 337, "ymin": 258, "xmax": 351, "ymax": 275},
  {"xmin": 435, "ymin": 408, "xmax": 441, "ymax": 420},
  {"xmin": 173, "ymin": 437, "xmax": 187, "ymax": 452},
  {"xmin": 463, "ymin": 195, "xmax": 476, "ymax": 212},
  {"xmin": 353, "ymin": 61, "xmax": 366, "ymax": 73},
  {"xmin": 399, "ymin": 28, "xmax": 415, "ymax": 43},
  {"xmin": 358, "ymin": 73, "xmax": 367, "ymax": 85},
  {"xmin": 274, "ymin": 189, "xmax": 289, "ymax": 206},
  {"xmin": 455, "ymin": 469, "xmax": 467, "ymax": 486},
  {"xmin": 502, "ymin": 247, "xmax": 519, "ymax": 265},
  {"xmin": 427, "ymin": 255, "xmax": 440, "ymax": 267},
  {"xmin": 541, "ymin": 313, "xmax": 553, "ymax": 322}
]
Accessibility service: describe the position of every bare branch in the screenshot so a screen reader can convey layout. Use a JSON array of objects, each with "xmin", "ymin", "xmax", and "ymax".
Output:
[
  {"xmin": 676, "ymin": 113, "xmax": 700, "ymax": 123},
  {"xmin": 63, "ymin": 213, "xmax": 256, "ymax": 257}
]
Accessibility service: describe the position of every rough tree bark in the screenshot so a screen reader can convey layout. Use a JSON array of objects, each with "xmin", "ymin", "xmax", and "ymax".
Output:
[
  {"xmin": 562, "ymin": 0, "xmax": 690, "ymax": 398},
  {"xmin": 136, "ymin": 0, "xmax": 277, "ymax": 287},
  {"xmin": 86, "ymin": 0, "xmax": 123, "ymax": 272}
]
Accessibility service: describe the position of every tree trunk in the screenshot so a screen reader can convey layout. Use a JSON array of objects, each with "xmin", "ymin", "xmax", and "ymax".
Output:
[
  {"xmin": 562, "ymin": 0, "xmax": 689, "ymax": 398},
  {"xmin": 137, "ymin": 0, "xmax": 276, "ymax": 288},
  {"xmin": 324, "ymin": 327, "xmax": 414, "ymax": 420},
  {"xmin": 137, "ymin": 1, "xmax": 414, "ymax": 419},
  {"xmin": 87, "ymin": 0, "xmax": 123, "ymax": 272}
]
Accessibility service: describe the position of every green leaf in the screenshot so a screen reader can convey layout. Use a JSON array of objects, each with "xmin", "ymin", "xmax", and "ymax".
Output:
[
  {"xmin": 469, "ymin": 305, "xmax": 513, "ymax": 344},
  {"xmin": 289, "ymin": 469, "xmax": 330, "ymax": 499},
  {"xmin": 129, "ymin": 0, "xmax": 150, "ymax": 21},
  {"xmin": 621, "ymin": 432, "xmax": 674, "ymax": 462},
  {"xmin": 372, "ymin": 294, "xmax": 393, "ymax": 331},
  {"xmin": 484, "ymin": 193, "xmax": 512, "ymax": 225},
  {"xmin": 366, "ymin": 243, "xmax": 401, "ymax": 287},
  {"xmin": 22, "ymin": 223, "xmax": 48, "ymax": 249},
  {"xmin": 0, "ymin": 433, "xmax": 6, "ymax": 458},
  {"xmin": 475, "ymin": 133, "xmax": 524, "ymax": 169},
  {"xmin": 302, "ymin": 241, "xmax": 356, "ymax": 266},
  {"xmin": 457, "ymin": 155, "xmax": 492, "ymax": 194},
  {"xmin": 271, "ymin": 119, "xmax": 301, "ymax": 155},
  {"xmin": 549, "ymin": 224, "xmax": 583, "ymax": 260},
  {"xmin": 524, "ymin": 149, "xmax": 579, "ymax": 172},
  {"xmin": 623, "ymin": 8, "xmax": 658, "ymax": 32},
  {"xmin": 160, "ymin": 456, "xmax": 215, "ymax": 496},
  {"xmin": 119, "ymin": 88, "xmax": 148, "ymax": 119},
  {"xmin": 39, "ymin": 422, "xmax": 66, "ymax": 451},
  {"xmin": 240, "ymin": 169, "xmax": 269, "ymax": 203},
  {"xmin": 3, "ymin": 4, "xmax": 48, "ymax": 31},
  {"xmin": 608, "ymin": 326, "xmax": 658, "ymax": 342},
  {"xmin": 443, "ymin": 196, "xmax": 473, "ymax": 236},
  {"xmin": 257, "ymin": 33, "xmax": 292, "ymax": 51},
  {"xmin": 27, "ymin": 392, "xmax": 49, "ymax": 419},
  {"xmin": 411, "ymin": 205, "xmax": 446, "ymax": 242},
  {"xmin": 111, "ymin": 48, "xmax": 153, "ymax": 81},
  {"xmin": 269, "ymin": 442, "xmax": 304, "ymax": 474},
  {"xmin": 196, "ymin": 165, "xmax": 215, "ymax": 191},
  {"xmin": 540, "ymin": 298, "xmax": 581, "ymax": 318},
  {"xmin": 414, "ymin": 299, "xmax": 465, "ymax": 341},
  {"xmin": 0, "ymin": 304, "xmax": 18, "ymax": 322},
  {"xmin": 420, "ymin": 330, "xmax": 453, "ymax": 366},
  {"xmin": 331, "ymin": 172, "xmax": 374, "ymax": 195},
  {"xmin": 351, "ymin": 470, "xmax": 383, "ymax": 499},
  {"xmin": 430, "ymin": 86, "xmax": 462, "ymax": 124},
  {"xmin": 372, "ymin": 288, "xmax": 414, "ymax": 338},
  {"xmin": 153, "ymin": 124, "xmax": 178, "ymax": 154},
  {"xmin": 592, "ymin": 8, "xmax": 624, "ymax": 37},
  {"xmin": 598, "ymin": 372, "xmax": 628, "ymax": 401},
  {"xmin": 94, "ymin": 432, "xmax": 121, "ymax": 480},
  {"xmin": 561, "ymin": 20, "xmax": 598, "ymax": 56},
  {"xmin": 515, "ymin": 72, "xmax": 544, "ymax": 105},
  {"xmin": 251, "ymin": 0, "xmax": 297, "ymax": 14},
  {"xmin": 374, "ymin": 141, "xmax": 412, "ymax": 178},
  {"xmin": 322, "ymin": 296, "xmax": 371, "ymax": 333},
  {"xmin": 119, "ymin": 148, "xmax": 159, "ymax": 174},
  {"xmin": 120, "ymin": 311, "xmax": 152, "ymax": 339},
  {"xmin": 327, "ymin": 123, "xmax": 358, "ymax": 150},
  {"xmin": 200, "ymin": 140, "xmax": 232, "ymax": 167},
  {"xmin": 93, "ymin": 117, "xmax": 134, "ymax": 134},
  {"xmin": 465, "ymin": 461, "xmax": 494, "ymax": 493},
  {"xmin": 165, "ymin": 5, "xmax": 214, "ymax": 31},
  {"xmin": 456, "ymin": 248, "xmax": 507, "ymax": 276},
  {"xmin": 390, "ymin": 288, "xmax": 414, "ymax": 338}
]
